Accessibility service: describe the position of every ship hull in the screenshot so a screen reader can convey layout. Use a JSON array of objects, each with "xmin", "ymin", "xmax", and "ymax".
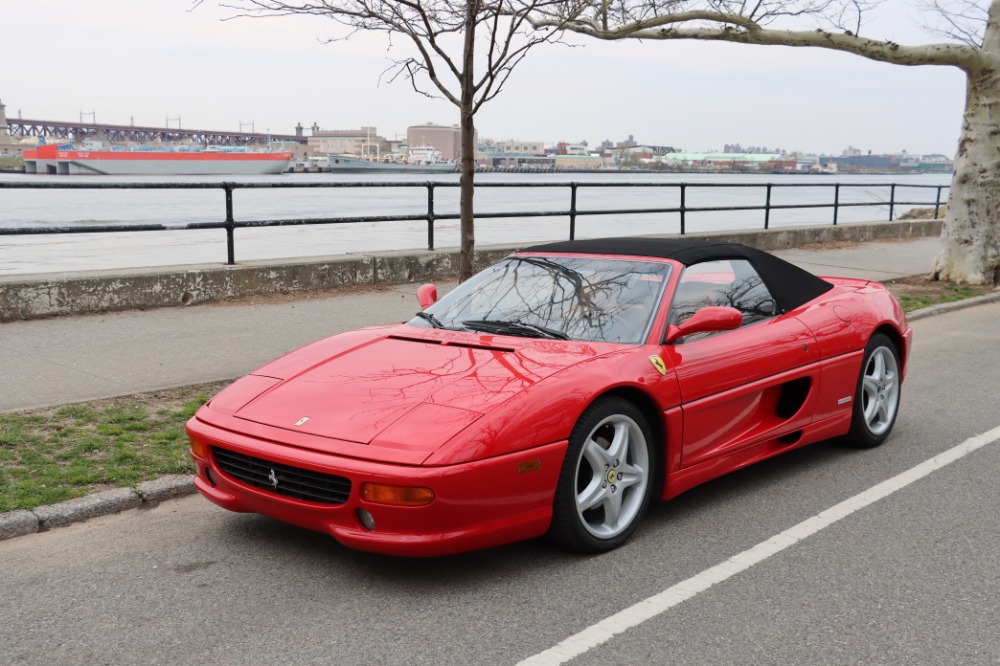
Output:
[
  {"xmin": 328, "ymin": 154, "xmax": 454, "ymax": 174},
  {"xmin": 23, "ymin": 146, "xmax": 292, "ymax": 176}
]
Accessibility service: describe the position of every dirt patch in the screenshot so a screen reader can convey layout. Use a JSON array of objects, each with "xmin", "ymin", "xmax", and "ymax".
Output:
[
  {"xmin": 797, "ymin": 240, "xmax": 864, "ymax": 251},
  {"xmin": 898, "ymin": 205, "xmax": 947, "ymax": 220},
  {"xmin": 884, "ymin": 274, "xmax": 995, "ymax": 312}
]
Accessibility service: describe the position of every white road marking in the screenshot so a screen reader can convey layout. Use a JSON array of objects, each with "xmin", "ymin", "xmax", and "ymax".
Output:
[{"xmin": 517, "ymin": 424, "xmax": 1000, "ymax": 666}]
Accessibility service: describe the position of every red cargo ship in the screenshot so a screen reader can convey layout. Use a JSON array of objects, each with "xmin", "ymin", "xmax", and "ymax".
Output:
[{"xmin": 23, "ymin": 143, "xmax": 292, "ymax": 175}]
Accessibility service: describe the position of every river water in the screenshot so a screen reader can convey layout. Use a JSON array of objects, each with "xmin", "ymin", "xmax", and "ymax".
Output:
[{"xmin": 0, "ymin": 171, "xmax": 950, "ymax": 276}]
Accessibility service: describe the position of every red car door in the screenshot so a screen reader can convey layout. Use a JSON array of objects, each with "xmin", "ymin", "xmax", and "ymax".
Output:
[{"xmin": 658, "ymin": 259, "xmax": 821, "ymax": 468}]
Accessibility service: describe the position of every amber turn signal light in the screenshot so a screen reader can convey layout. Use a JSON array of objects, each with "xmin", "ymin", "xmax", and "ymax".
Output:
[
  {"xmin": 361, "ymin": 482, "xmax": 435, "ymax": 507},
  {"xmin": 189, "ymin": 437, "xmax": 208, "ymax": 459}
]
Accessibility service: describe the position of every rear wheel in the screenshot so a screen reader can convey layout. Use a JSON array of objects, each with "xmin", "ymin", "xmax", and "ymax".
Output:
[
  {"xmin": 845, "ymin": 333, "xmax": 901, "ymax": 448},
  {"xmin": 549, "ymin": 397, "xmax": 655, "ymax": 553}
]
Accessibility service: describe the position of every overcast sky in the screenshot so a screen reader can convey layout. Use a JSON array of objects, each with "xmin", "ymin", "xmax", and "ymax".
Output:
[{"xmin": 2, "ymin": 0, "xmax": 970, "ymax": 155}]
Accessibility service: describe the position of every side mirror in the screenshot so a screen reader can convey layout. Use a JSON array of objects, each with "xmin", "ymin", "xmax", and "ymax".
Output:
[
  {"xmin": 416, "ymin": 283, "xmax": 438, "ymax": 310},
  {"xmin": 665, "ymin": 306, "xmax": 743, "ymax": 343}
]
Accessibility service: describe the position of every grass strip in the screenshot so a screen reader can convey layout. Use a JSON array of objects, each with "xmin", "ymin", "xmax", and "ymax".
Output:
[
  {"xmin": 894, "ymin": 284, "xmax": 987, "ymax": 312},
  {"xmin": 0, "ymin": 382, "xmax": 228, "ymax": 512}
]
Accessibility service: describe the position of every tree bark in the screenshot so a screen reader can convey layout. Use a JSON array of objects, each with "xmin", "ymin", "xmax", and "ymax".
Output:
[
  {"xmin": 459, "ymin": 0, "xmax": 478, "ymax": 282},
  {"xmin": 932, "ymin": 4, "xmax": 1000, "ymax": 285}
]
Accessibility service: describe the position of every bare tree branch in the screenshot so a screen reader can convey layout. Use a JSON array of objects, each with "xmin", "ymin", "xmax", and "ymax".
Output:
[
  {"xmin": 203, "ymin": 0, "xmax": 583, "ymax": 281},
  {"xmin": 917, "ymin": 0, "xmax": 990, "ymax": 46},
  {"xmin": 533, "ymin": 1, "xmax": 987, "ymax": 70}
]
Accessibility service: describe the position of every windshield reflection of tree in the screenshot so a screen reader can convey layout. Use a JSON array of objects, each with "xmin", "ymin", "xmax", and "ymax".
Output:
[{"xmin": 436, "ymin": 257, "xmax": 666, "ymax": 343}]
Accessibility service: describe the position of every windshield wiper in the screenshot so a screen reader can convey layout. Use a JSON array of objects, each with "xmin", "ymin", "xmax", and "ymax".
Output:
[
  {"xmin": 414, "ymin": 311, "xmax": 447, "ymax": 329},
  {"xmin": 462, "ymin": 319, "xmax": 569, "ymax": 340}
]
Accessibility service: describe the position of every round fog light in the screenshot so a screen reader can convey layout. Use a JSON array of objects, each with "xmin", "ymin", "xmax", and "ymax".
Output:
[{"xmin": 357, "ymin": 508, "xmax": 376, "ymax": 532}]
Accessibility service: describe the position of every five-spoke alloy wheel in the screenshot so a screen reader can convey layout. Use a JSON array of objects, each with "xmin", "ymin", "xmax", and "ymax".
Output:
[
  {"xmin": 846, "ymin": 333, "xmax": 901, "ymax": 448},
  {"xmin": 549, "ymin": 397, "xmax": 655, "ymax": 552}
]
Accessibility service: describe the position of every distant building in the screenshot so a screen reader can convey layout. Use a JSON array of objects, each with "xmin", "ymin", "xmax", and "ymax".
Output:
[
  {"xmin": 554, "ymin": 154, "xmax": 604, "ymax": 170},
  {"xmin": 831, "ymin": 153, "xmax": 897, "ymax": 170},
  {"xmin": 796, "ymin": 154, "xmax": 821, "ymax": 171},
  {"xmin": 723, "ymin": 144, "xmax": 785, "ymax": 155},
  {"xmin": 407, "ymin": 123, "xmax": 477, "ymax": 161},
  {"xmin": 0, "ymin": 98, "xmax": 20, "ymax": 156},
  {"xmin": 616, "ymin": 135, "xmax": 638, "ymax": 150},
  {"xmin": 495, "ymin": 139, "xmax": 545, "ymax": 155},
  {"xmin": 917, "ymin": 154, "xmax": 953, "ymax": 172},
  {"xmin": 556, "ymin": 141, "xmax": 590, "ymax": 156},
  {"xmin": 655, "ymin": 152, "xmax": 795, "ymax": 171},
  {"xmin": 605, "ymin": 136, "xmax": 678, "ymax": 160},
  {"xmin": 820, "ymin": 152, "xmax": 952, "ymax": 173},
  {"xmin": 308, "ymin": 127, "xmax": 385, "ymax": 156}
]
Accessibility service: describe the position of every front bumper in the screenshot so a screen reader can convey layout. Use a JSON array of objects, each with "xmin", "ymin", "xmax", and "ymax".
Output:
[{"xmin": 187, "ymin": 416, "xmax": 567, "ymax": 557}]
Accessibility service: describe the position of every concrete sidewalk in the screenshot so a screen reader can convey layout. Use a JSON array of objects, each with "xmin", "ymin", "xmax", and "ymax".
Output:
[{"xmin": 0, "ymin": 236, "xmax": 942, "ymax": 413}]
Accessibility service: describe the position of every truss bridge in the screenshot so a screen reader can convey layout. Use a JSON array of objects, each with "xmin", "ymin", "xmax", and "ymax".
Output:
[{"xmin": 4, "ymin": 118, "xmax": 307, "ymax": 147}]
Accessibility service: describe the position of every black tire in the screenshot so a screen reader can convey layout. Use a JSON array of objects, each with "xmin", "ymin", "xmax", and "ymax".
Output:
[
  {"xmin": 548, "ymin": 397, "xmax": 656, "ymax": 553},
  {"xmin": 844, "ymin": 333, "xmax": 901, "ymax": 448}
]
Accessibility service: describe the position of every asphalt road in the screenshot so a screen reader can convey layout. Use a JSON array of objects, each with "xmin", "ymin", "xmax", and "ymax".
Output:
[{"xmin": 2, "ymin": 302, "xmax": 999, "ymax": 666}]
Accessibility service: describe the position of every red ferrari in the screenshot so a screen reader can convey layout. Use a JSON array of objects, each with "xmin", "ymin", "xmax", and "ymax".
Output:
[{"xmin": 187, "ymin": 238, "xmax": 910, "ymax": 556}]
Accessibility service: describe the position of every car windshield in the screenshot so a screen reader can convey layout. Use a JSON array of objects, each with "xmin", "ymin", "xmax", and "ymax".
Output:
[{"xmin": 408, "ymin": 255, "xmax": 672, "ymax": 344}]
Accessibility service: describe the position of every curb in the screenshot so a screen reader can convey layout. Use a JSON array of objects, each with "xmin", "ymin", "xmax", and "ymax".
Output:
[
  {"xmin": 2, "ymin": 285, "xmax": 997, "ymax": 542},
  {"xmin": 0, "ymin": 475, "xmax": 195, "ymax": 541},
  {"xmin": 904, "ymin": 289, "xmax": 1000, "ymax": 321}
]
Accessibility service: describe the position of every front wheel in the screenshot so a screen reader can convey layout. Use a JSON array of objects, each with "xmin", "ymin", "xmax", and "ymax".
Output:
[
  {"xmin": 549, "ymin": 397, "xmax": 655, "ymax": 553},
  {"xmin": 845, "ymin": 333, "xmax": 901, "ymax": 448}
]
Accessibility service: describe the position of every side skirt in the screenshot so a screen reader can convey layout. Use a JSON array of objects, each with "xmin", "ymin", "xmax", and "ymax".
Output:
[{"xmin": 659, "ymin": 411, "xmax": 852, "ymax": 501}]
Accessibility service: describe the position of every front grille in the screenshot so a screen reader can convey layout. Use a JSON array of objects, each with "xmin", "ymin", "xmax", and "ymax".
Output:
[{"xmin": 213, "ymin": 447, "xmax": 351, "ymax": 505}]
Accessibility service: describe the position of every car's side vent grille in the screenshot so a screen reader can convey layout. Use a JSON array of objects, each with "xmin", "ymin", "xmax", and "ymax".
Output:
[
  {"xmin": 213, "ymin": 447, "xmax": 351, "ymax": 505},
  {"xmin": 776, "ymin": 377, "xmax": 812, "ymax": 419}
]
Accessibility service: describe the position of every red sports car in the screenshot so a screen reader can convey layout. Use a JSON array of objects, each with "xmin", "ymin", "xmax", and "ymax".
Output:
[{"xmin": 187, "ymin": 238, "xmax": 910, "ymax": 556}]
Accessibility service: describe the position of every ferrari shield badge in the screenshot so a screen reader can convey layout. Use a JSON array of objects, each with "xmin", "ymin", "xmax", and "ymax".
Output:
[
  {"xmin": 294, "ymin": 417, "xmax": 310, "ymax": 427},
  {"xmin": 648, "ymin": 355, "xmax": 667, "ymax": 375}
]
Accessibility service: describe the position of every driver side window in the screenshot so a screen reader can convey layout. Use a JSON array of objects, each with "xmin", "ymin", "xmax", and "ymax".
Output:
[{"xmin": 668, "ymin": 259, "xmax": 778, "ymax": 340}]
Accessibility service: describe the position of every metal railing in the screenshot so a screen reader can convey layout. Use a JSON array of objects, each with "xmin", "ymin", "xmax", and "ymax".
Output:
[{"xmin": 0, "ymin": 180, "xmax": 949, "ymax": 265}]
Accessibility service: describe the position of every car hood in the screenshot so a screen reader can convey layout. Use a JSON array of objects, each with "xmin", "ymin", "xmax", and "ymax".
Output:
[{"xmin": 223, "ymin": 325, "xmax": 617, "ymax": 456}]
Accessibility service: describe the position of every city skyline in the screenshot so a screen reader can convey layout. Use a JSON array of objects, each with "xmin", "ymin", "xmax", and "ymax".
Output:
[{"xmin": 4, "ymin": 0, "xmax": 968, "ymax": 156}]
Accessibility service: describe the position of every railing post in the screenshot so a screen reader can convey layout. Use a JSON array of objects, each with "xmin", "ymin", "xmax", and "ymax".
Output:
[
  {"xmin": 889, "ymin": 184, "xmax": 896, "ymax": 221},
  {"xmin": 224, "ymin": 183, "xmax": 236, "ymax": 264},
  {"xmin": 764, "ymin": 184, "xmax": 772, "ymax": 230},
  {"xmin": 679, "ymin": 184, "xmax": 686, "ymax": 235},
  {"xmin": 833, "ymin": 184, "xmax": 840, "ymax": 226},
  {"xmin": 934, "ymin": 186, "xmax": 943, "ymax": 219},
  {"xmin": 569, "ymin": 183, "xmax": 578, "ymax": 240},
  {"xmin": 426, "ymin": 183, "xmax": 435, "ymax": 250}
]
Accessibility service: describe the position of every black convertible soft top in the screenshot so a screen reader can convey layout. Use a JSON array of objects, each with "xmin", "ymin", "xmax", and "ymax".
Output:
[{"xmin": 522, "ymin": 237, "xmax": 834, "ymax": 313}]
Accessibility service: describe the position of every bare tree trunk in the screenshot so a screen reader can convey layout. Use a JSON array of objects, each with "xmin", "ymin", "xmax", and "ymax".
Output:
[
  {"xmin": 932, "ymin": 69, "xmax": 1000, "ymax": 285},
  {"xmin": 458, "ymin": 120, "xmax": 476, "ymax": 282},
  {"xmin": 932, "ymin": 5, "xmax": 1000, "ymax": 286},
  {"xmin": 458, "ymin": 0, "xmax": 478, "ymax": 282}
]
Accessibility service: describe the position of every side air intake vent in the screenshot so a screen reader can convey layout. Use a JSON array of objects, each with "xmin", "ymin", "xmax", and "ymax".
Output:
[{"xmin": 776, "ymin": 377, "xmax": 812, "ymax": 419}]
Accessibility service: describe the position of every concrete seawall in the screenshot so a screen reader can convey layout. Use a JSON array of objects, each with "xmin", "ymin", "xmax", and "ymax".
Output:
[{"xmin": 0, "ymin": 219, "xmax": 942, "ymax": 322}]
